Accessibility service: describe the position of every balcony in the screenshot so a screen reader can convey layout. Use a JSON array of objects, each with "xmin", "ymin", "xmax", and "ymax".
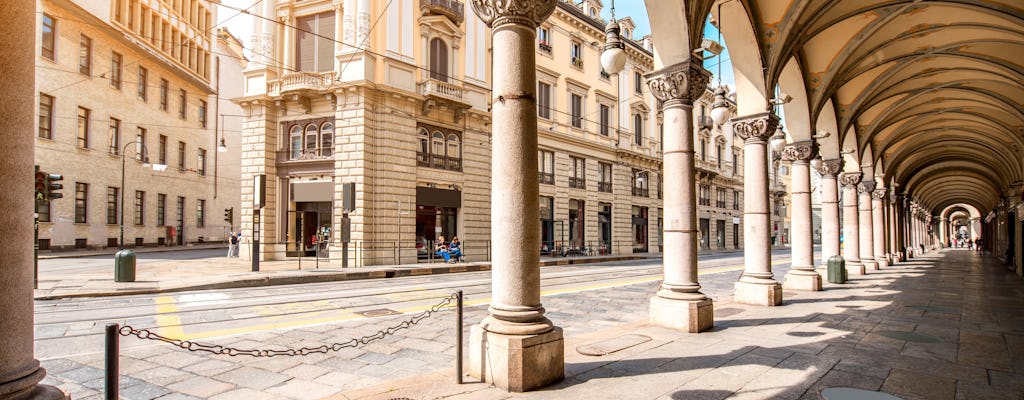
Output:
[
  {"xmin": 632, "ymin": 187, "xmax": 650, "ymax": 197},
  {"xmin": 268, "ymin": 71, "xmax": 337, "ymax": 96},
  {"xmin": 417, "ymin": 152, "xmax": 462, "ymax": 172},
  {"xmin": 420, "ymin": 0, "xmax": 464, "ymax": 25},
  {"xmin": 277, "ymin": 149, "xmax": 333, "ymax": 163},
  {"xmin": 539, "ymin": 172, "xmax": 555, "ymax": 185},
  {"xmin": 695, "ymin": 158, "xmax": 719, "ymax": 182},
  {"xmin": 571, "ymin": 57, "xmax": 584, "ymax": 69},
  {"xmin": 419, "ymin": 78, "xmax": 466, "ymax": 105},
  {"xmin": 698, "ymin": 116, "xmax": 714, "ymax": 130},
  {"xmin": 569, "ymin": 177, "xmax": 586, "ymax": 189},
  {"xmin": 598, "ymin": 182, "xmax": 613, "ymax": 193},
  {"xmin": 538, "ymin": 41, "xmax": 552, "ymax": 52}
]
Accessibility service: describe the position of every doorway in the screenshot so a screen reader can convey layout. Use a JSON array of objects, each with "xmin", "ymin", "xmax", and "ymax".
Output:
[{"xmin": 286, "ymin": 201, "xmax": 331, "ymax": 257}]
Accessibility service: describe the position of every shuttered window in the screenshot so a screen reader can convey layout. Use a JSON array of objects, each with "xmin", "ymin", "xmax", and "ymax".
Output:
[
  {"xmin": 429, "ymin": 38, "xmax": 448, "ymax": 81},
  {"xmin": 296, "ymin": 12, "xmax": 336, "ymax": 72}
]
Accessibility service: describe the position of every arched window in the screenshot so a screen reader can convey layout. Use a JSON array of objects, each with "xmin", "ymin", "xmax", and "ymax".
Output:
[
  {"xmin": 590, "ymin": 7, "xmax": 597, "ymax": 17},
  {"xmin": 623, "ymin": 29, "xmax": 630, "ymax": 39},
  {"xmin": 429, "ymin": 38, "xmax": 448, "ymax": 82},
  {"xmin": 446, "ymin": 133, "xmax": 461, "ymax": 170},
  {"xmin": 634, "ymin": 114, "xmax": 643, "ymax": 146},
  {"xmin": 417, "ymin": 128, "xmax": 430, "ymax": 165},
  {"xmin": 289, "ymin": 125, "xmax": 302, "ymax": 159},
  {"xmin": 716, "ymin": 143, "xmax": 723, "ymax": 168},
  {"xmin": 304, "ymin": 124, "xmax": 318, "ymax": 156},
  {"xmin": 432, "ymin": 131, "xmax": 445, "ymax": 164},
  {"xmin": 320, "ymin": 122, "xmax": 334, "ymax": 157}
]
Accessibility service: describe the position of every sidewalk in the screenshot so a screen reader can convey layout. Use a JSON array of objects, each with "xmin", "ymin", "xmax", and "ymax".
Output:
[
  {"xmin": 37, "ymin": 242, "xmax": 226, "ymax": 259},
  {"xmin": 33, "ymin": 251, "xmax": 661, "ymax": 300}
]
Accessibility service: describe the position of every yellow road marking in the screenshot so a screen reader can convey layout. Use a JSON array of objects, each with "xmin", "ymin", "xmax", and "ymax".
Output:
[{"xmin": 158, "ymin": 258, "xmax": 794, "ymax": 340}]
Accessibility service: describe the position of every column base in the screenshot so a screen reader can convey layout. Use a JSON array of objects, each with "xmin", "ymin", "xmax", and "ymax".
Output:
[
  {"xmin": 846, "ymin": 260, "xmax": 866, "ymax": 275},
  {"xmin": 649, "ymin": 296, "xmax": 714, "ymax": 333},
  {"xmin": 862, "ymin": 259, "xmax": 879, "ymax": 271},
  {"xmin": 783, "ymin": 269, "xmax": 823, "ymax": 291},
  {"xmin": 876, "ymin": 257, "xmax": 889, "ymax": 269},
  {"xmin": 734, "ymin": 280, "xmax": 783, "ymax": 306},
  {"xmin": 468, "ymin": 325, "xmax": 564, "ymax": 392}
]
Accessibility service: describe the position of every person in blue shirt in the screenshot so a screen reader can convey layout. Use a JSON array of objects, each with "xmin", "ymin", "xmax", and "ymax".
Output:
[
  {"xmin": 435, "ymin": 235, "xmax": 452, "ymax": 263},
  {"xmin": 449, "ymin": 236, "xmax": 464, "ymax": 262}
]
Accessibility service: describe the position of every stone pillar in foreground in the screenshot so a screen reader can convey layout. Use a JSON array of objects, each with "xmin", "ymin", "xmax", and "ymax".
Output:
[
  {"xmin": 858, "ymin": 180, "xmax": 878, "ymax": 271},
  {"xmin": 872, "ymin": 187, "xmax": 889, "ymax": 268},
  {"xmin": 646, "ymin": 61, "xmax": 714, "ymax": 332},
  {"xmin": 732, "ymin": 112, "xmax": 782, "ymax": 306},
  {"xmin": 0, "ymin": 1, "xmax": 67, "ymax": 399},
  {"xmin": 817, "ymin": 159, "xmax": 842, "ymax": 268},
  {"xmin": 467, "ymin": 0, "xmax": 562, "ymax": 392},
  {"xmin": 782, "ymin": 141, "xmax": 821, "ymax": 291},
  {"xmin": 840, "ymin": 172, "xmax": 865, "ymax": 274}
]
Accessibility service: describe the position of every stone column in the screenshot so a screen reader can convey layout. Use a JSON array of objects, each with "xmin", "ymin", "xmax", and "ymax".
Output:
[
  {"xmin": 817, "ymin": 159, "xmax": 842, "ymax": 268},
  {"xmin": 646, "ymin": 61, "xmax": 714, "ymax": 332},
  {"xmin": 732, "ymin": 112, "xmax": 782, "ymax": 306},
  {"xmin": 782, "ymin": 141, "xmax": 821, "ymax": 291},
  {"xmin": 840, "ymin": 173, "xmax": 865, "ymax": 274},
  {"xmin": 467, "ymin": 1, "xmax": 562, "ymax": 392},
  {"xmin": 872, "ymin": 188, "xmax": 889, "ymax": 268},
  {"xmin": 858, "ymin": 181, "xmax": 878, "ymax": 271},
  {"xmin": 0, "ymin": 1, "xmax": 67, "ymax": 399}
]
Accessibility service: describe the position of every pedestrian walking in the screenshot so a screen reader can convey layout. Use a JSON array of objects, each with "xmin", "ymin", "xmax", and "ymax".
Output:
[{"xmin": 228, "ymin": 231, "xmax": 242, "ymax": 258}]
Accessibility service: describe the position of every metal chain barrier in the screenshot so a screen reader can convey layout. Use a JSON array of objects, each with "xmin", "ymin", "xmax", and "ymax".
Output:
[{"xmin": 116, "ymin": 292, "xmax": 460, "ymax": 357}]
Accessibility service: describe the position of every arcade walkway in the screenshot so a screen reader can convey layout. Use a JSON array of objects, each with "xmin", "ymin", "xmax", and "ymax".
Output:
[{"xmin": 333, "ymin": 249, "xmax": 1024, "ymax": 400}]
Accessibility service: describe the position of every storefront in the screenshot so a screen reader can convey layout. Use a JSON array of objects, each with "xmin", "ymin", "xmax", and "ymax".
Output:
[
  {"xmin": 416, "ymin": 186, "xmax": 461, "ymax": 245},
  {"xmin": 286, "ymin": 181, "xmax": 333, "ymax": 257}
]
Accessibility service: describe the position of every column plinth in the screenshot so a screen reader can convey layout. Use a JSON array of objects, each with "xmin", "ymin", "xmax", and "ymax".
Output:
[
  {"xmin": 645, "ymin": 61, "xmax": 714, "ymax": 331},
  {"xmin": 733, "ymin": 112, "xmax": 782, "ymax": 305},
  {"xmin": 467, "ymin": 1, "xmax": 563, "ymax": 391}
]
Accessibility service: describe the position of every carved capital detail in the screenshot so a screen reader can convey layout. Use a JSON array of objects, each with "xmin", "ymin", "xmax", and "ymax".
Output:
[
  {"xmin": 781, "ymin": 140, "xmax": 818, "ymax": 162},
  {"xmin": 817, "ymin": 159, "xmax": 843, "ymax": 177},
  {"xmin": 471, "ymin": 0, "xmax": 557, "ymax": 29},
  {"xmin": 645, "ymin": 61, "xmax": 712, "ymax": 105},
  {"xmin": 872, "ymin": 188, "xmax": 887, "ymax": 199},
  {"xmin": 858, "ymin": 180, "xmax": 876, "ymax": 194},
  {"xmin": 732, "ymin": 112, "xmax": 780, "ymax": 144},
  {"xmin": 839, "ymin": 172, "xmax": 862, "ymax": 187}
]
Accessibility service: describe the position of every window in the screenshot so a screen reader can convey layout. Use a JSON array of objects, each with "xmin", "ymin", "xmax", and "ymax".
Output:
[
  {"xmin": 37, "ymin": 199, "xmax": 51, "ymax": 223},
  {"xmin": 570, "ymin": 93, "xmax": 583, "ymax": 128},
  {"xmin": 75, "ymin": 183, "xmax": 88, "ymax": 223},
  {"xmin": 198, "ymin": 100, "xmax": 207, "ymax": 128},
  {"xmin": 700, "ymin": 139, "xmax": 707, "ymax": 161},
  {"xmin": 320, "ymin": 122, "xmax": 334, "ymax": 157},
  {"xmin": 136, "ymin": 66, "xmax": 149, "ymax": 101},
  {"xmin": 634, "ymin": 71, "xmax": 643, "ymax": 93},
  {"xmin": 39, "ymin": 94, "xmax": 54, "ymax": 139},
  {"xmin": 539, "ymin": 150, "xmax": 555, "ymax": 184},
  {"xmin": 569, "ymin": 156, "xmax": 586, "ymax": 189},
  {"xmin": 178, "ymin": 89, "xmax": 187, "ymax": 119},
  {"xmin": 699, "ymin": 184, "xmax": 711, "ymax": 206},
  {"xmin": 197, "ymin": 148, "xmax": 206, "ymax": 176},
  {"xmin": 178, "ymin": 141, "xmax": 186, "ymax": 170},
  {"xmin": 159, "ymin": 78, "xmax": 168, "ymax": 110},
  {"xmin": 305, "ymin": 124, "xmax": 317, "ymax": 155},
  {"xmin": 598, "ymin": 162, "xmax": 612, "ymax": 192},
  {"xmin": 157, "ymin": 193, "xmax": 166, "ymax": 226},
  {"xmin": 413, "ymin": 123, "xmax": 461, "ymax": 171},
  {"xmin": 107, "ymin": 187, "xmax": 120, "ymax": 224},
  {"xmin": 290, "ymin": 125, "xmax": 302, "ymax": 159},
  {"xmin": 79, "ymin": 35, "xmax": 92, "ymax": 75},
  {"xmin": 176, "ymin": 197, "xmax": 185, "ymax": 232},
  {"xmin": 570, "ymin": 42, "xmax": 582, "ymax": 68},
  {"xmin": 42, "ymin": 14, "xmax": 56, "ymax": 61},
  {"xmin": 733, "ymin": 190, "xmax": 740, "ymax": 210},
  {"xmin": 136, "ymin": 127, "xmax": 146, "ymax": 161},
  {"xmin": 632, "ymin": 169, "xmax": 649, "ymax": 197},
  {"xmin": 599, "ymin": 104, "xmax": 610, "ymax": 136},
  {"xmin": 111, "ymin": 52, "xmax": 123, "ymax": 89},
  {"xmin": 429, "ymin": 38, "xmax": 449, "ymax": 81},
  {"xmin": 716, "ymin": 187, "xmax": 727, "ymax": 208},
  {"xmin": 733, "ymin": 152, "xmax": 739, "ymax": 175},
  {"xmin": 634, "ymin": 114, "xmax": 643, "ymax": 146},
  {"xmin": 568, "ymin": 199, "xmax": 585, "ymax": 246},
  {"xmin": 446, "ymin": 134, "xmax": 461, "ymax": 170},
  {"xmin": 196, "ymin": 199, "xmax": 205, "ymax": 227},
  {"xmin": 538, "ymin": 82, "xmax": 551, "ymax": 119},
  {"xmin": 134, "ymin": 191, "xmax": 145, "ymax": 225},
  {"xmin": 295, "ymin": 12, "xmax": 335, "ymax": 72},
  {"xmin": 77, "ymin": 107, "xmax": 90, "ymax": 148},
  {"xmin": 537, "ymin": 27, "xmax": 551, "ymax": 51},
  {"xmin": 158, "ymin": 135, "xmax": 167, "ymax": 164},
  {"xmin": 716, "ymin": 143, "xmax": 723, "ymax": 169},
  {"xmin": 108, "ymin": 118, "xmax": 121, "ymax": 155}
]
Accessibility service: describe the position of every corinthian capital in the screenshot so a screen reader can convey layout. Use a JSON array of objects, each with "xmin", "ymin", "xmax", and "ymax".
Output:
[
  {"xmin": 872, "ymin": 188, "xmax": 887, "ymax": 199},
  {"xmin": 839, "ymin": 172, "xmax": 862, "ymax": 187},
  {"xmin": 732, "ymin": 112, "xmax": 780, "ymax": 144},
  {"xmin": 781, "ymin": 141, "xmax": 818, "ymax": 163},
  {"xmin": 471, "ymin": 0, "xmax": 557, "ymax": 29},
  {"xmin": 645, "ymin": 61, "xmax": 711, "ymax": 106},
  {"xmin": 817, "ymin": 159, "xmax": 843, "ymax": 177},
  {"xmin": 858, "ymin": 180, "xmax": 876, "ymax": 194}
]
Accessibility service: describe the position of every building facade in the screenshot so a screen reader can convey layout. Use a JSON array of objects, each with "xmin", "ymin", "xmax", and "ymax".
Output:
[
  {"xmin": 236, "ymin": 0, "xmax": 749, "ymax": 265},
  {"xmin": 35, "ymin": 0, "xmax": 243, "ymax": 250}
]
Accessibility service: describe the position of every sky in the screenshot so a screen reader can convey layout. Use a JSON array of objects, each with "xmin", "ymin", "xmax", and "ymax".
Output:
[{"xmin": 216, "ymin": 1, "xmax": 735, "ymax": 88}]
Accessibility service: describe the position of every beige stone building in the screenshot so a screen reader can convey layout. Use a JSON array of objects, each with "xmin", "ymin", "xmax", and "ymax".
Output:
[
  {"xmin": 235, "ymin": 0, "xmax": 749, "ymax": 265},
  {"xmin": 35, "ymin": 0, "xmax": 244, "ymax": 250}
]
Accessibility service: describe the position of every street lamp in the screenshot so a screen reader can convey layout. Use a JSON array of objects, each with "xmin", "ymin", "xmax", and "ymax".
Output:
[
  {"xmin": 115, "ymin": 141, "xmax": 166, "ymax": 281},
  {"xmin": 599, "ymin": 0, "xmax": 627, "ymax": 75}
]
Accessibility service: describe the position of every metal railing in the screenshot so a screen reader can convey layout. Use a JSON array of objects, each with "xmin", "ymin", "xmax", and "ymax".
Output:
[
  {"xmin": 539, "ymin": 172, "xmax": 555, "ymax": 185},
  {"xmin": 632, "ymin": 187, "xmax": 649, "ymax": 197},
  {"xmin": 540, "ymin": 240, "xmax": 614, "ymax": 257},
  {"xmin": 569, "ymin": 177, "xmax": 586, "ymax": 189},
  {"xmin": 598, "ymin": 181, "xmax": 613, "ymax": 193},
  {"xmin": 416, "ymin": 153, "xmax": 462, "ymax": 171}
]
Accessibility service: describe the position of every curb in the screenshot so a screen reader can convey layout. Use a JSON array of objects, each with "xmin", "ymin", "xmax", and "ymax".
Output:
[{"xmin": 34, "ymin": 255, "xmax": 653, "ymax": 300}]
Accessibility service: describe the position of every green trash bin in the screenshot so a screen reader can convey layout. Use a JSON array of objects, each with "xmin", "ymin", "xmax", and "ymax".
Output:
[
  {"xmin": 827, "ymin": 255, "xmax": 847, "ymax": 284},
  {"xmin": 114, "ymin": 249, "xmax": 136, "ymax": 282}
]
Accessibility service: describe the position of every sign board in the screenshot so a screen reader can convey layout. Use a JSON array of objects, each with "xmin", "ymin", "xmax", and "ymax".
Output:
[{"xmin": 253, "ymin": 174, "xmax": 266, "ymax": 209}]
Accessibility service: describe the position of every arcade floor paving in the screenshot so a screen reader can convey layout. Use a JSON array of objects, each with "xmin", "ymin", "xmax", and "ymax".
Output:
[{"xmin": 327, "ymin": 249, "xmax": 1024, "ymax": 400}]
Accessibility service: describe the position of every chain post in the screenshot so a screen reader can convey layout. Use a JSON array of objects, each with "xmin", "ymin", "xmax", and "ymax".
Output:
[
  {"xmin": 105, "ymin": 323, "xmax": 119, "ymax": 400},
  {"xmin": 456, "ymin": 289, "xmax": 463, "ymax": 384}
]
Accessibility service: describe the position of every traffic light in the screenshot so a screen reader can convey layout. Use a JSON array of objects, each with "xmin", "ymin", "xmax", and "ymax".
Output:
[
  {"xmin": 45, "ymin": 173, "xmax": 63, "ymax": 200},
  {"xmin": 224, "ymin": 207, "xmax": 233, "ymax": 223},
  {"xmin": 34, "ymin": 166, "xmax": 46, "ymax": 202}
]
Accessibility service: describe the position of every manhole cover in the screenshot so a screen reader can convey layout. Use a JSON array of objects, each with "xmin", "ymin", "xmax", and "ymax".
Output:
[
  {"xmin": 876, "ymin": 330, "xmax": 941, "ymax": 343},
  {"xmin": 576, "ymin": 334, "xmax": 651, "ymax": 356},
  {"xmin": 715, "ymin": 308, "xmax": 744, "ymax": 318},
  {"xmin": 906, "ymin": 305, "xmax": 956, "ymax": 313},
  {"xmin": 356, "ymin": 308, "xmax": 401, "ymax": 317},
  {"xmin": 821, "ymin": 387, "xmax": 903, "ymax": 400}
]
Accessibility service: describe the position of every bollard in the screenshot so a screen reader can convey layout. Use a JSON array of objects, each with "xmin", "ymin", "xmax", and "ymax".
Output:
[
  {"xmin": 456, "ymin": 289, "xmax": 463, "ymax": 384},
  {"xmin": 105, "ymin": 323, "xmax": 119, "ymax": 400}
]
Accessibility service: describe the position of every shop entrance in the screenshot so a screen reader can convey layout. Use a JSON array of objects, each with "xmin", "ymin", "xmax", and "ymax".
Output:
[
  {"xmin": 286, "ymin": 202, "xmax": 331, "ymax": 257},
  {"xmin": 416, "ymin": 186, "xmax": 461, "ymax": 259}
]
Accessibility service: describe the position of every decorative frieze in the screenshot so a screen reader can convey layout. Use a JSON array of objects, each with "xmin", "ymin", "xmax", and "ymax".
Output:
[
  {"xmin": 817, "ymin": 159, "xmax": 843, "ymax": 178},
  {"xmin": 731, "ymin": 112, "xmax": 780, "ymax": 144},
  {"xmin": 781, "ymin": 141, "xmax": 818, "ymax": 163},
  {"xmin": 839, "ymin": 172, "xmax": 863, "ymax": 187},
  {"xmin": 644, "ymin": 61, "xmax": 711, "ymax": 106},
  {"xmin": 470, "ymin": 0, "xmax": 557, "ymax": 28}
]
